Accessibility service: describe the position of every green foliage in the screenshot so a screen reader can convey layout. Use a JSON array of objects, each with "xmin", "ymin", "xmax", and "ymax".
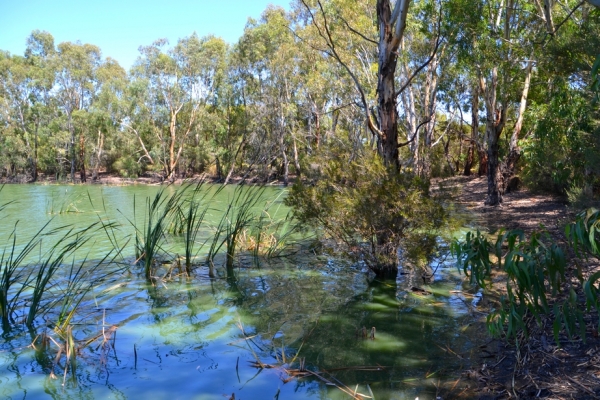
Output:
[
  {"xmin": 562, "ymin": 208, "xmax": 600, "ymax": 334},
  {"xmin": 452, "ymin": 229, "xmax": 573, "ymax": 342},
  {"xmin": 287, "ymin": 153, "xmax": 445, "ymax": 273},
  {"xmin": 112, "ymin": 155, "xmax": 141, "ymax": 178},
  {"xmin": 567, "ymin": 207, "xmax": 600, "ymax": 257},
  {"xmin": 454, "ymin": 211, "xmax": 600, "ymax": 344},
  {"xmin": 130, "ymin": 187, "xmax": 185, "ymax": 280}
]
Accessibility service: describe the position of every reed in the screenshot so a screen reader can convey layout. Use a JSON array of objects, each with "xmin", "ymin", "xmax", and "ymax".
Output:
[
  {"xmin": 205, "ymin": 185, "xmax": 267, "ymax": 278},
  {"xmin": 26, "ymin": 223, "xmax": 102, "ymax": 327},
  {"xmin": 179, "ymin": 182, "xmax": 218, "ymax": 276},
  {"xmin": 54, "ymin": 252, "xmax": 121, "ymax": 331},
  {"xmin": 0, "ymin": 221, "xmax": 49, "ymax": 329},
  {"xmin": 131, "ymin": 187, "xmax": 184, "ymax": 280}
]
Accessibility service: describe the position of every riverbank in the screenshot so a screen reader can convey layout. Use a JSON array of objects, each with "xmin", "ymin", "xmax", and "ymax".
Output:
[
  {"xmin": 443, "ymin": 176, "xmax": 600, "ymax": 399},
  {"xmin": 0, "ymin": 171, "xmax": 288, "ymax": 186}
]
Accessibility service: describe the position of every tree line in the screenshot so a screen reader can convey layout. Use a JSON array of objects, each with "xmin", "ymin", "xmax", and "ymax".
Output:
[{"xmin": 0, "ymin": 0, "xmax": 598, "ymax": 205}]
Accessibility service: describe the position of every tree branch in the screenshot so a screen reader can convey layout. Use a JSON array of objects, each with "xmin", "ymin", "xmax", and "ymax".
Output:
[
  {"xmin": 299, "ymin": 0, "xmax": 383, "ymax": 138},
  {"xmin": 337, "ymin": 13, "xmax": 378, "ymax": 45},
  {"xmin": 398, "ymin": 118, "xmax": 430, "ymax": 148},
  {"xmin": 395, "ymin": 4, "xmax": 444, "ymax": 97},
  {"xmin": 395, "ymin": 38, "xmax": 443, "ymax": 97}
]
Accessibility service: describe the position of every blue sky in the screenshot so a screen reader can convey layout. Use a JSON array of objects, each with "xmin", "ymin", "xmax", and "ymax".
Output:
[{"xmin": 0, "ymin": 0, "xmax": 290, "ymax": 71}]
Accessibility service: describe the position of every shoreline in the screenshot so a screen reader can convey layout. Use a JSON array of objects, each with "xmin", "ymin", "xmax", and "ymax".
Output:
[
  {"xmin": 444, "ymin": 175, "xmax": 600, "ymax": 398},
  {"xmin": 0, "ymin": 172, "xmax": 290, "ymax": 187}
]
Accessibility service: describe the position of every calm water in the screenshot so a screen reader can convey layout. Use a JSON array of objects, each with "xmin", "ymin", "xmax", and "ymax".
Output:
[{"xmin": 0, "ymin": 184, "xmax": 482, "ymax": 399}]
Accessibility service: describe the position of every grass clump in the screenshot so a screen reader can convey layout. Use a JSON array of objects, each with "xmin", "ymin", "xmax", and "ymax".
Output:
[
  {"xmin": 206, "ymin": 185, "xmax": 268, "ymax": 278},
  {"xmin": 130, "ymin": 186, "xmax": 185, "ymax": 280}
]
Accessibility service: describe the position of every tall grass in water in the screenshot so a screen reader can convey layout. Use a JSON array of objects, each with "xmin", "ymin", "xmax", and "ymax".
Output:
[
  {"xmin": 0, "ymin": 187, "xmax": 126, "ymax": 331},
  {"xmin": 131, "ymin": 182, "xmax": 292, "ymax": 280},
  {"xmin": 131, "ymin": 186, "xmax": 184, "ymax": 280},
  {"xmin": 0, "ymin": 221, "xmax": 49, "ymax": 328},
  {"xmin": 206, "ymin": 185, "xmax": 267, "ymax": 278},
  {"xmin": 176, "ymin": 182, "xmax": 220, "ymax": 276}
]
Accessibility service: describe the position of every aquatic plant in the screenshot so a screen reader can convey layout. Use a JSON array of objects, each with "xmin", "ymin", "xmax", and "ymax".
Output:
[
  {"xmin": 46, "ymin": 191, "xmax": 86, "ymax": 215},
  {"xmin": 131, "ymin": 186, "xmax": 184, "ymax": 280},
  {"xmin": 206, "ymin": 185, "xmax": 267, "ymax": 277},
  {"xmin": 0, "ymin": 221, "xmax": 50, "ymax": 328},
  {"xmin": 178, "ymin": 182, "xmax": 220, "ymax": 276},
  {"xmin": 26, "ymin": 224, "xmax": 104, "ymax": 327}
]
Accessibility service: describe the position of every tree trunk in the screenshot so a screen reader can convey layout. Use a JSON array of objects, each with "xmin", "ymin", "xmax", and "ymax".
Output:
[
  {"xmin": 463, "ymin": 145, "xmax": 474, "ymax": 176},
  {"xmin": 92, "ymin": 129, "xmax": 104, "ymax": 181},
  {"xmin": 464, "ymin": 85, "xmax": 480, "ymax": 176},
  {"xmin": 280, "ymin": 135, "xmax": 289, "ymax": 186},
  {"xmin": 376, "ymin": 43, "xmax": 400, "ymax": 170},
  {"xmin": 79, "ymin": 133, "xmax": 86, "ymax": 183},
  {"xmin": 485, "ymin": 132, "xmax": 502, "ymax": 205},
  {"xmin": 216, "ymin": 157, "xmax": 222, "ymax": 181},
  {"xmin": 31, "ymin": 122, "xmax": 39, "ymax": 182},
  {"xmin": 478, "ymin": 149, "xmax": 488, "ymax": 176},
  {"xmin": 480, "ymin": 68, "xmax": 506, "ymax": 206},
  {"xmin": 69, "ymin": 116, "xmax": 75, "ymax": 183},
  {"xmin": 376, "ymin": 0, "xmax": 407, "ymax": 171},
  {"xmin": 292, "ymin": 134, "xmax": 301, "ymax": 178},
  {"xmin": 313, "ymin": 107, "xmax": 321, "ymax": 148},
  {"xmin": 501, "ymin": 60, "xmax": 533, "ymax": 193}
]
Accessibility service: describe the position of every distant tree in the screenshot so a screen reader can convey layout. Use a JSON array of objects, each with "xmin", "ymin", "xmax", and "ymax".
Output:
[{"xmin": 129, "ymin": 34, "xmax": 227, "ymax": 181}]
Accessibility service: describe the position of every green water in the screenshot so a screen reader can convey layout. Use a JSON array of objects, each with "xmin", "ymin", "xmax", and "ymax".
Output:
[{"xmin": 0, "ymin": 184, "xmax": 482, "ymax": 399}]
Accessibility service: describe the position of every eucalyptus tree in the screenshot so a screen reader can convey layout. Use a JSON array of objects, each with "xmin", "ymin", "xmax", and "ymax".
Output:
[
  {"xmin": 52, "ymin": 40, "xmax": 103, "ymax": 182},
  {"xmin": 0, "ymin": 32, "xmax": 56, "ymax": 181},
  {"xmin": 129, "ymin": 34, "xmax": 227, "ymax": 181},
  {"xmin": 234, "ymin": 6, "xmax": 303, "ymax": 184},
  {"xmin": 298, "ymin": 0, "xmax": 411, "ymax": 169},
  {"xmin": 0, "ymin": 54, "xmax": 39, "ymax": 179},
  {"xmin": 397, "ymin": 0, "xmax": 452, "ymax": 177},
  {"xmin": 291, "ymin": 0, "xmax": 379, "ymax": 161},
  {"xmin": 520, "ymin": 3, "xmax": 600, "ymax": 197},
  {"xmin": 88, "ymin": 58, "xmax": 128, "ymax": 180},
  {"xmin": 445, "ymin": 0, "xmax": 544, "ymax": 205}
]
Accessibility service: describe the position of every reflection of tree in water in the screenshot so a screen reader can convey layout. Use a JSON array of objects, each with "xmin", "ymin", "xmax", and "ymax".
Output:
[
  {"xmin": 138, "ymin": 256, "xmax": 471, "ymax": 396},
  {"xmin": 231, "ymin": 262, "xmax": 365, "ymax": 345},
  {"xmin": 270, "ymin": 276, "xmax": 472, "ymax": 397}
]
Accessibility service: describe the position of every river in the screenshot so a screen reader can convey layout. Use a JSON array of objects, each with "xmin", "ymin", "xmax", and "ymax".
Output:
[{"xmin": 0, "ymin": 183, "xmax": 482, "ymax": 399}]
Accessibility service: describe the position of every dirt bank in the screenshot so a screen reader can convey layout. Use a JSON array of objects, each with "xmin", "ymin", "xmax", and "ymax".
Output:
[{"xmin": 442, "ymin": 176, "xmax": 600, "ymax": 399}]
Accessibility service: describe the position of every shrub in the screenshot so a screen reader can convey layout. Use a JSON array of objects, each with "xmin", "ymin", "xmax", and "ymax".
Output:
[{"xmin": 286, "ymin": 153, "xmax": 446, "ymax": 278}]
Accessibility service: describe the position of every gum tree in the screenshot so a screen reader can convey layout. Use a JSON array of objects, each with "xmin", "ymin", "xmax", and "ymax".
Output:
[{"xmin": 129, "ymin": 34, "xmax": 226, "ymax": 181}]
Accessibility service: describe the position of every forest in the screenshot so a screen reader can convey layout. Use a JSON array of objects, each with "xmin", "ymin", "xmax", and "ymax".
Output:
[
  {"xmin": 0, "ymin": 0, "xmax": 597, "ymax": 196},
  {"xmin": 1, "ymin": 0, "xmax": 600, "ymax": 397}
]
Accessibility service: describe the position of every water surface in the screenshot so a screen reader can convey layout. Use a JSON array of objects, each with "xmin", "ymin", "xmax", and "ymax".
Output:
[{"xmin": 0, "ymin": 184, "xmax": 481, "ymax": 399}]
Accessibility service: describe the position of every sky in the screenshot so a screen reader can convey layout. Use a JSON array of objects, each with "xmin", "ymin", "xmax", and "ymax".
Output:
[{"xmin": 0, "ymin": 0, "xmax": 290, "ymax": 71}]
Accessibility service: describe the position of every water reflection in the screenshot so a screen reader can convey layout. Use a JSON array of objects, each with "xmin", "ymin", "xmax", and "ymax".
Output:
[{"xmin": 0, "ymin": 185, "xmax": 481, "ymax": 399}]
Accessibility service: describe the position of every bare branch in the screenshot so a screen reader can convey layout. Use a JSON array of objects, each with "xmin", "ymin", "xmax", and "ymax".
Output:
[
  {"xmin": 398, "ymin": 118, "xmax": 430, "ymax": 148},
  {"xmin": 395, "ymin": 3, "xmax": 444, "ymax": 97},
  {"xmin": 124, "ymin": 122, "xmax": 154, "ymax": 164},
  {"xmin": 338, "ymin": 13, "xmax": 378, "ymax": 45},
  {"xmin": 299, "ymin": 0, "xmax": 383, "ymax": 138},
  {"xmin": 395, "ymin": 37, "xmax": 443, "ymax": 97},
  {"xmin": 287, "ymin": 26, "xmax": 334, "ymax": 57}
]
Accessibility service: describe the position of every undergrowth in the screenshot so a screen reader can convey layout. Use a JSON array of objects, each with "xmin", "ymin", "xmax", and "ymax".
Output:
[{"xmin": 452, "ymin": 207, "xmax": 600, "ymax": 344}]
